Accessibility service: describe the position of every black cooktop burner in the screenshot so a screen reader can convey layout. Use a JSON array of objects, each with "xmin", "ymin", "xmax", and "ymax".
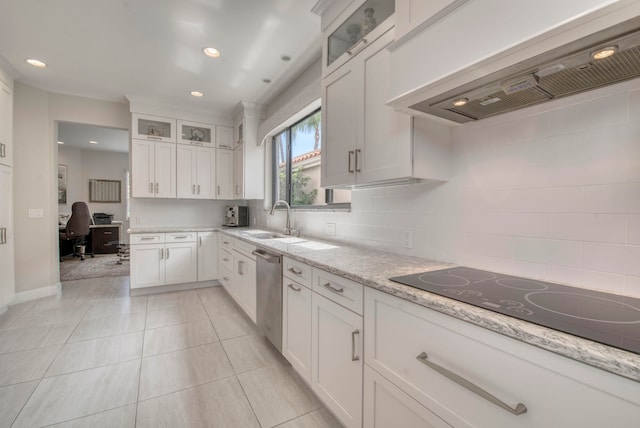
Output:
[{"xmin": 390, "ymin": 267, "xmax": 640, "ymax": 354}]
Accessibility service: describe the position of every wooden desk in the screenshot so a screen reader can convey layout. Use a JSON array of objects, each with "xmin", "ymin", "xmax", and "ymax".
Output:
[{"xmin": 91, "ymin": 224, "xmax": 120, "ymax": 254}]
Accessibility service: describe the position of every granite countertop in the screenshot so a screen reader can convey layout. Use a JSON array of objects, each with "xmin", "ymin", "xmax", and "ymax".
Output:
[
  {"xmin": 218, "ymin": 227, "xmax": 640, "ymax": 383},
  {"xmin": 129, "ymin": 226, "xmax": 218, "ymax": 233},
  {"xmin": 129, "ymin": 225, "xmax": 639, "ymax": 381}
]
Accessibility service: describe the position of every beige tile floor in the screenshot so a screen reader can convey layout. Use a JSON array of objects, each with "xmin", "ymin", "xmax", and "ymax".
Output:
[{"xmin": 0, "ymin": 276, "xmax": 343, "ymax": 428}]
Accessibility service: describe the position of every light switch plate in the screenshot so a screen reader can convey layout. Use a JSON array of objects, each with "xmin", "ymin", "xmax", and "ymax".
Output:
[{"xmin": 28, "ymin": 208, "xmax": 44, "ymax": 218}]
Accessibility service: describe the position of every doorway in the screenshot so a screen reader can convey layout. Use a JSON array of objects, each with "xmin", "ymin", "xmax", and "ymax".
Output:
[{"xmin": 56, "ymin": 121, "xmax": 130, "ymax": 282}]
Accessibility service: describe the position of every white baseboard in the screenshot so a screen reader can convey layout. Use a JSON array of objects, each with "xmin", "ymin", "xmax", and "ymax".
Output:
[
  {"xmin": 12, "ymin": 282, "xmax": 62, "ymax": 305},
  {"xmin": 130, "ymin": 280, "xmax": 220, "ymax": 297}
]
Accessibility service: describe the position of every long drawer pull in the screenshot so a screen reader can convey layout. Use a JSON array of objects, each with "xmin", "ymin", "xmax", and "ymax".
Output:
[
  {"xmin": 351, "ymin": 329, "xmax": 360, "ymax": 361},
  {"xmin": 288, "ymin": 267, "xmax": 303, "ymax": 275},
  {"xmin": 140, "ymin": 237, "xmax": 156, "ymax": 241},
  {"xmin": 348, "ymin": 150, "xmax": 354, "ymax": 173},
  {"xmin": 323, "ymin": 282, "xmax": 344, "ymax": 294},
  {"xmin": 416, "ymin": 352, "xmax": 527, "ymax": 416},
  {"xmin": 288, "ymin": 283, "xmax": 301, "ymax": 292},
  {"xmin": 103, "ymin": 231, "xmax": 112, "ymax": 235},
  {"xmin": 223, "ymin": 276, "xmax": 230, "ymax": 281},
  {"xmin": 173, "ymin": 235, "xmax": 188, "ymax": 239}
]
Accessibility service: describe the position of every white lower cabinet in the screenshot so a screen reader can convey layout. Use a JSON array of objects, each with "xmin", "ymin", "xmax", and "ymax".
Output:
[
  {"xmin": 311, "ymin": 292, "xmax": 363, "ymax": 428},
  {"xmin": 197, "ymin": 231, "xmax": 218, "ymax": 281},
  {"xmin": 130, "ymin": 232, "xmax": 197, "ymax": 289},
  {"xmin": 364, "ymin": 287, "xmax": 640, "ymax": 428},
  {"xmin": 363, "ymin": 365, "xmax": 451, "ymax": 428},
  {"xmin": 282, "ymin": 277, "xmax": 312, "ymax": 383},
  {"xmin": 232, "ymin": 249, "xmax": 257, "ymax": 323}
]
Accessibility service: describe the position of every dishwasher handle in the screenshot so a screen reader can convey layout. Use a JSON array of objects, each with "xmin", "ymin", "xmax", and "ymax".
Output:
[{"xmin": 252, "ymin": 249, "xmax": 281, "ymax": 264}]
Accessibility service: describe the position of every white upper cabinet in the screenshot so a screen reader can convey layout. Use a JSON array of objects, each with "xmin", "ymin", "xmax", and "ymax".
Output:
[
  {"xmin": 0, "ymin": 81, "xmax": 12, "ymax": 167},
  {"xmin": 132, "ymin": 139, "xmax": 177, "ymax": 198},
  {"xmin": 216, "ymin": 126, "xmax": 234, "ymax": 149},
  {"xmin": 394, "ymin": 0, "xmax": 467, "ymax": 43},
  {"xmin": 322, "ymin": 0, "xmax": 395, "ymax": 78},
  {"xmin": 177, "ymin": 120, "xmax": 214, "ymax": 146},
  {"xmin": 176, "ymin": 145, "xmax": 216, "ymax": 199},
  {"xmin": 132, "ymin": 113, "xmax": 176, "ymax": 143},
  {"xmin": 322, "ymin": 29, "xmax": 449, "ymax": 188}
]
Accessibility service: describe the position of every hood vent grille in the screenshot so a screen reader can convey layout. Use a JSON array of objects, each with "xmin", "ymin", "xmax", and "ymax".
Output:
[{"xmin": 411, "ymin": 18, "xmax": 640, "ymax": 123}]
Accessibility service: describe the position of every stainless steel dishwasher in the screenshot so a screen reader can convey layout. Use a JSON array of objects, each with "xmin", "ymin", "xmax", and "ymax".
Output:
[{"xmin": 252, "ymin": 247, "xmax": 283, "ymax": 352}]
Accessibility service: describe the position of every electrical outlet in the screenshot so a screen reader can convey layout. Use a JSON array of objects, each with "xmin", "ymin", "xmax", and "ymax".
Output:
[
  {"xmin": 402, "ymin": 230, "xmax": 413, "ymax": 249},
  {"xmin": 325, "ymin": 222, "xmax": 336, "ymax": 236}
]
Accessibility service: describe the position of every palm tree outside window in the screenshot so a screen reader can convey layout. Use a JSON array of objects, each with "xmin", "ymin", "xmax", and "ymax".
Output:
[{"xmin": 272, "ymin": 109, "xmax": 350, "ymax": 208}]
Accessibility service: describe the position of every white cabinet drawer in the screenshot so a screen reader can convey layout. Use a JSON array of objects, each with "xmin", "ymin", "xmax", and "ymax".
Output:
[
  {"xmin": 219, "ymin": 265, "xmax": 233, "ymax": 290},
  {"xmin": 364, "ymin": 365, "xmax": 451, "ymax": 428},
  {"xmin": 364, "ymin": 287, "xmax": 640, "ymax": 428},
  {"xmin": 218, "ymin": 234, "xmax": 233, "ymax": 251},
  {"xmin": 233, "ymin": 238, "xmax": 255, "ymax": 259},
  {"xmin": 219, "ymin": 248, "xmax": 233, "ymax": 272},
  {"xmin": 283, "ymin": 257, "xmax": 312, "ymax": 288},
  {"xmin": 130, "ymin": 233, "xmax": 165, "ymax": 244},
  {"xmin": 166, "ymin": 232, "xmax": 197, "ymax": 242},
  {"xmin": 313, "ymin": 268, "xmax": 363, "ymax": 315}
]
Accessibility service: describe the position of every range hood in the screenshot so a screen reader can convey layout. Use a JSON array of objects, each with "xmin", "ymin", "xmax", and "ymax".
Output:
[{"xmin": 410, "ymin": 17, "xmax": 640, "ymax": 123}]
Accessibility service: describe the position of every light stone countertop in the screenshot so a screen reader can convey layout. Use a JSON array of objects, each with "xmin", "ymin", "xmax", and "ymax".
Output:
[{"xmin": 133, "ymin": 226, "xmax": 640, "ymax": 382}]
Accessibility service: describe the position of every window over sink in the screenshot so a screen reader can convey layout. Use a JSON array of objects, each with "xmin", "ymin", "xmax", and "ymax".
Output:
[{"xmin": 272, "ymin": 108, "xmax": 350, "ymax": 209}]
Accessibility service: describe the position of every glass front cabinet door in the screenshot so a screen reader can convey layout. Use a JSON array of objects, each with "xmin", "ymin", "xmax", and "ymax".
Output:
[
  {"xmin": 177, "ymin": 120, "xmax": 215, "ymax": 146},
  {"xmin": 323, "ymin": 0, "xmax": 394, "ymax": 77},
  {"xmin": 132, "ymin": 113, "xmax": 177, "ymax": 143}
]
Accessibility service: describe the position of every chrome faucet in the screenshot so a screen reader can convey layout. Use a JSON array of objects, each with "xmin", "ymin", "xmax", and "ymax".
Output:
[{"xmin": 270, "ymin": 200, "xmax": 295, "ymax": 235}]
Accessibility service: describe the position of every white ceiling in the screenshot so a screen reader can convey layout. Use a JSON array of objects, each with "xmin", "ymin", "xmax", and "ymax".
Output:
[
  {"xmin": 58, "ymin": 122, "xmax": 129, "ymax": 153},
  {"xmin": 0, "ymin": 0, "xmax": 322, "ymax": 116}
]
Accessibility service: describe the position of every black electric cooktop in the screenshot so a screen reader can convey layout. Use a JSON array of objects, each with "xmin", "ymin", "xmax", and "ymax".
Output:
[{"xmin": 390, "ymin": 267, "xmax": 640, "ymax": 354}]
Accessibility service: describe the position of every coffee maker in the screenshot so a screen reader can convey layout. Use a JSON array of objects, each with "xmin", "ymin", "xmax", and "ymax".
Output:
[{"xmin": 223, "ymin": 206, "xmax": 249, "ymax": 227}]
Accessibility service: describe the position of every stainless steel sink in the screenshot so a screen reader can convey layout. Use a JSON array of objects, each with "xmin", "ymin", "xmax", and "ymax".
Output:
[{"xmin": 251, "ymin": 232, "xmax": 288, "ymax": 240}]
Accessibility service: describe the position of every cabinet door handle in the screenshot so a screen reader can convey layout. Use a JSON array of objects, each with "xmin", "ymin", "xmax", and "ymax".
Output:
[
  {"xmin": 238, "ymin": 260, "xmax": 244, "ymax": 275},
  {"xmin": 0, "ymin": 143, "xmax": 5, "ymax": 158},
  {"xmin": 160, "ymin": 248, "xmax": 164, "ymax": 259},
  {"xmin": 235, "ymin": 184, "xmax": 239, "ymax": 195},
  {"xmin": 149, "ymin": 182, "xmax": 153, "ymax": 193},
  {"xmin": 140, "ymin": 237, "xmax": 155, "ymax": 241},
  {"xmin": 355, "ymin": 149, "xmax": 361, "ymax": 172},
  {"xmin": 173, "ymin": 235, "xmax": 188, "ymax": 239},
  {"xmin": 347, "ymin": 38, "xmax": 368, "ymax": 56},
  {"xmin": 217, "ymin": 185, "xmax": 220, "ymax": 196},
  {"xmin": 192, "ymin": 184, "xmax": 196, "ymax": 195},
  {"xmin": 288, "ymin": 267, "xmax": 303, "ymax": 275},
  {"xmin": 103, "ymin": 231, "xmax": 112, "ymax": 235},
  {"xmin": 416, "ymin": 352, "xmax": 527, "ymax": 415},
  {"xmin": 166, "ymin": 248, "xmax": 170, "ymax": 259},
  {"xmin": 147, "ymin": 136, "xmax": 162, "ymax": 141},
  {"xmin": 0, "ymin": 227, "xmax": 6, "ymax": 244},
  {"xmin": 199, "ymin": 237, "xmax": 202, "ymax": 247},
  {"xmin": 351, "ymin": 329, "xmax": 360, "ymax": 361},
  {"xmin": 288, "ymin": 283, "xmax": 301, "ymax": 292},
  {"xmin": 223, "ymin": 276, "xmax": 230, "ymax": 281},
  {"xmin": 197, "ymin": 184, "xmax": 200, "ymax": 195},
  {"xmin": 323, "ymin": 282, "xmax": 344, "ymax": 294},
  {"xmin": 223, "ymin": 257, "xmax": 229, "ymax": 262},
  {"xmin": 155, "ymin": 183, "xmax": 159, "ymax": 194},
  {"xmin": 348, "ymin": 151, "xmax": 354, "ymax": 173}
]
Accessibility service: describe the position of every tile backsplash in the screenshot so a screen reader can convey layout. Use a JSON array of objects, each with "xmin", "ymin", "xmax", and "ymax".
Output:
[{"xmin": 252, "ymin": 79, "xmax": 640, "ymax": 297}]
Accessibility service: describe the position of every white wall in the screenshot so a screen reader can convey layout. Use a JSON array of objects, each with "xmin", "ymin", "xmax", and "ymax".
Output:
[
  {"xmin": 131, "ymin": 198, "xmax": 234, "ymax": 228},
  {"xmin": 58, "ymin": 146, "xmax": 129, "ymax": 228},
  {"xmin": 13, "ymin": 83, "xmax": 129, "ymax": 295},
  {"xmin": 251, "ymin": 74, "xmax": 640, "ymax": 298}
]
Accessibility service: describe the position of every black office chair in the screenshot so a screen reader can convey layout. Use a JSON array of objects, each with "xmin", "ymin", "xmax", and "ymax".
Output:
[{"xmin": 59, "ymin": 201, "xmax": 94, "ymax": 261}]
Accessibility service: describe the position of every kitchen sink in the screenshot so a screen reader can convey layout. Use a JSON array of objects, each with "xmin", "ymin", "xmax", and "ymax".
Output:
[{"xmin": 250, "ymin": 232, "xmax": 288, "ymax": 240}]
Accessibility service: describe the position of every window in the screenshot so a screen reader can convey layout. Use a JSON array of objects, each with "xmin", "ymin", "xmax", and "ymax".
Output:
[{"xmin": 272, "ymin": 109, "xmax": 350, "ymax": 208}]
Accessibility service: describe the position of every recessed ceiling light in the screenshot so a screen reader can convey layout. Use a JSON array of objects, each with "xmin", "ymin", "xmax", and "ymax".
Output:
[
  {"xmin": 591, "ymin": 45, "xmax": 617, "ymax": 60},
  {"xmin": 452, "ymin": 97, "xmax": 469, "ymax": 107},
  {"xmin": 57, "ymin": 141, "xmax": 64, "ymax": 145},
  {"xmin": 190, "ymin": 91, "xmax": 204, "ymax": 97},
  {"xmin": 89, "ymin": 140, "xmax": 98, "ymax": 144},
  {"xmin": 202, "ymin": 47, "xmax": 220, "ymax": 58},
  {"xmin": 26, "ymin": 58, "xmax": 47, "ymax": 68},
  {"xmin": 281, "ymin": 55, "xmax": 291, "ymax": 61},
  {"xmin": 262, "ymin": 79, "xmax": 272, "ymax": 83}
]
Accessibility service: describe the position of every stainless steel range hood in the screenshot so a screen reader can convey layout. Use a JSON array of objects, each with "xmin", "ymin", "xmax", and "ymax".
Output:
[{"xmin": 410, "ymin": 16, "xmax": 640, "ymax": 123}]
